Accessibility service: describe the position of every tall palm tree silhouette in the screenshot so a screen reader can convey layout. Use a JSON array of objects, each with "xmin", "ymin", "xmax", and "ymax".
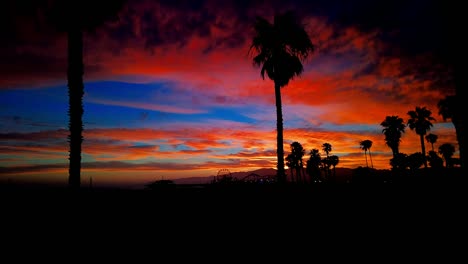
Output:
[
  {"xmin": 381, "ymin": 116, "xmax": 406, "ymax": 158},
  {"xmin": 285, "ymin": 153, "xmax": 295, "ymax": 182},
  {"xmin": 290, "ymin": 141, "xmax": 305, "ymax": 183},
  {"xmin": 322, "ymin": 143, "xmax": 332, "ymax": 178},
  {"xmin": 438, "ymin": 143, "xmax": 455, "ymax": 168},
  {"xmin": 407, "ymin": 106, "xmax": 435, "ymax": 168},
  {"xmin": 438, "ymin": 96, "xmax": 465, "ymax": 169},
  {"xmin": 329, "ymin": 155, "xmax": 339, "ymax": 179},
  {"xmin": 425, "ymin": 133, "xmax": 438, "ymax": 152},
  {"xmin": 322, "ymin": 143, "xmax": 331, "ymax": 158},
  {"xmin": 439, "ymin": 2, "xmax": 467, "ymax": 170},
  {"xmin": 359, "ymin": 140, "xmax": 373, "ymax": 168},
  {"xmin": 306, "ymin": 149, "xmax": 321, "ymax": 183},
  {"xmin": 46, "ymin": 1, "xmax": 126, "ymax": 188},
  {"xmin": 250, "ymin": 11, "xmax": 314, "ymax": 183}
]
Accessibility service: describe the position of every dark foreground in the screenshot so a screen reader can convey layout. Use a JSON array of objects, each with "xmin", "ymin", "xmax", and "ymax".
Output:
[
  {"xmin": 1, "ymin": 178, "xmax": 466, "ymax": 257},
  {"xmin": 2, "ymin": 177, "xmax": 466, "ymax": 213}
]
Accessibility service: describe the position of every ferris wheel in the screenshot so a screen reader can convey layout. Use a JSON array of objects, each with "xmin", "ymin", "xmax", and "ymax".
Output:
[{"xmin": 216, "ymin": 168, "xmax": 232, "ymax": 181}]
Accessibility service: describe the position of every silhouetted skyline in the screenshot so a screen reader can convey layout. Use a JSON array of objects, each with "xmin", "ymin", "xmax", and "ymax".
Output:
[{"xmin": 0, "ymin": 0, "xmax": 460, "ymax": 188}]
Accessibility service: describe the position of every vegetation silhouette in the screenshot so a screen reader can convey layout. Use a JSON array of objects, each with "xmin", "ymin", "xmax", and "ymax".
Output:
[
  {"xmin": 438, "ymin": 96, "xmax": 465, "ymax": 169},
  {"xmin": 146, "ymin": 179, "xmax": 176, "ymax": 191},
  {"xmin": 321, "ymin": 143, "xmax": 332, "ymax": 179},
  {"xmin": 381, "ymin": 115, "xmax": 406, "ymax": 158},
  {"xmin": 306, "ymin": 149, "xmax": 322, "ymax": 183},
  {"xmin": 439, "ymin": 2, "xmax": 467, "ymax": 171},
  {"xmin": 359, "ymin": 140, "xmax": 373, "ymax": 168},
  {"xmin": 427, "ymin": 151, "xmax": 444, "ymax": 169},
  {"xmin": 290, "ymin": 142, "xmax": 305, "ymax": 183},
  {"xmin": 44, "ymin": 0, "xmax": 126, "ymax": 189},
  {"xmin": 249, "ymin": 11, "xmax": 314, "ymax": 184},
  {"xmin": 407, "ymin": 106, "xmax": 435, "ymax": 168},
  {"xmin": 438, "ymin": 143, "xmax": 456, "ymax": 168},
  {"xmin": 425, "ymin": 133, "xmax": 438, "ymax": 152},
  {"xmin": 329, "ymin": 155, "xmax": 339, "ymax": 180}
]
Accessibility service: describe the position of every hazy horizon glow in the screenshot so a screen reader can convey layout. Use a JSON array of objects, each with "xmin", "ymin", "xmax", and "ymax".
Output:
[{"xmin": 0, "ymin": 0, "xmax": 458, "ymax": 187}]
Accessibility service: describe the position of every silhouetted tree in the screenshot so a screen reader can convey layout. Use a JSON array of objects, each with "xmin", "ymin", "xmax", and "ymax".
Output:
[
  {"xmin": 407, "ymin": 106, "xmax": 435, "ymax": 168},
  {"xmin": 390, "ymin": 153, "xmax": 408, "ymax": 171},
  {"xmin": 425, "ymin": 133, "xmax": 438, "ymax": 152},
  {"xmin": 322, "ymin": 143, "xmax": 331, "ymax": 158},
  {"xmin": 438, "ymin": 2, "xmax": 466, "ymax": 170},
  {"xmin": 285, "ymin": 153, "xmax": 295, "ymax": 182},
  {"xmin": 438, "ymin": 96, "xmax": 465, "ymax": 169},
  {"xmin": 321, "ymin": 143, "xmax": 332, "ymax": 178},
  {"xmin": 329, "ymin": 155, "xmax": 339, "ymax": 179},
  {"xmin": 306, "ymin": 149, "xmax": 321, "ymax": 183},
  {"xmin": 250, "ymin": 11, "xmax": 314, "ymax": 183},
  {"xmin": 407, "ymin": 152, "xmax": 425, "ymax": 172},
  {"xmin": 381, "ymin": 116, "xmax": 406, "ymax": 158},
  {"xmin": 427, "ymin": 151, "xmax": 444, "ymax": 169},
  {"xmin": 45, "ymin": 0, "xmax": 126, "ymax": 189},
  {"xmin": 360, "ymin": 141, "xmax": 369, "ymax": 168},
  {"xmin": 438, "ymin": 143, "xmax": 456, "ymax": 168},
  {"xmin": 359, "ymin": 140, "xmax": 373, "ymax": 168},
  {"xmin": 290, "ymin": 141, "xmax": 305, "ymax": 183}
]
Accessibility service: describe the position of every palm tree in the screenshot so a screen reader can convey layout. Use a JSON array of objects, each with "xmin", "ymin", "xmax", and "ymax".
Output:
[
  {"xmin": 329, "ymin": 155, "xmax": 339, "ymax": 179},
  {"xmin": 425, "ymin": 133, "xmax": 438, "ymax": 152},
  {"xmin": 322, "ymin": 143, "xmax": 331, "ymax": 158},
  {"xmin": 407, "ymin": 152, "xmax": 425, "ymax": 171},
  {"xmin": 436, "ymin": 2, "xmax": 467, "ymax": 170},
  {"xmin": 321, "ymin": 143, "xmax": 332, "ymax": 178},
  {"xmin": 438, "ymin": 143, "xmax": 456, "ymax": 168},
  {"xmin": 390, "ymin": 153, "xmax": 408, "ymax": 171},
  {"xmin": 291, "ymin": 141, "xmax": 305, "ymax": 183},
  {"xmin": 306, "ymin": 149, "xmax": 321, "ymax": 183},
  {"xmin": 285, "ymin": 153, "xmax": 295, "ymax": 182},
  {"xmin": 407, "ymin": 106, "xmax": 436, "ymax": 168},
  {"xmin": 250, "ymin": 11, "xmax": 314, "ymax": 183},
  {"xmin": 439, "ymin": 96, "xmax": 465, "ymax": 169},
  {"xmin": 359, "ymin": 140, "xmax": 373, "ymax": 168},
  {"xmin": 381, "ymin": 116, "xmax": 406, "ymax": 158},
  {"xmin": 427, "ymin": 151, "xmax": 444, "ymax": 169},
  {"xmin": 45, "ymin": 1, "xmax": 126, "ymax": 188}
]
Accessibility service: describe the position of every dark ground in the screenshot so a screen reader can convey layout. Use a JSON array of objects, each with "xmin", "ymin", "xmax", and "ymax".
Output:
[{"xmin": 1, "ymin": 174, "xmax": 465, "ymax": 258}]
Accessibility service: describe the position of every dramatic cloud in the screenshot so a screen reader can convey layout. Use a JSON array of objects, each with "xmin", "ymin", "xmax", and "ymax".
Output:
[{"xmin": 1, "ymin": 0, "xmax": 460, "ymax": 187}]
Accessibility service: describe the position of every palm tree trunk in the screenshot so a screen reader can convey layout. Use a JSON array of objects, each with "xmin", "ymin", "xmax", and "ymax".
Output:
[
  {"xmin": 455, "ymin": 119, "xmax": 465, "ymax": 170},
  {"xmin": 420, "ymin": 135, "xmax": 427, "ymax": 168},
  {"xmin": 453, "ymin": 31, "xmax": 466, "ymax": 171},
  {"xmin": 296, "ymin": 167, "xmax": 301, "ymax": 183},
  {"xmin": 369, "ymin": 150, "xmax": 374, "ymax": 168},
  {"xmin": 364, "ymin": 150, "xmax": 368, "ymax": 168},
  {"xmin": 274, "ymin": 81, "xmax": 285, "ymax": 183},
  {"xmin": 68, "ymin": 27, "xmax": 84, "ymax": 189}
]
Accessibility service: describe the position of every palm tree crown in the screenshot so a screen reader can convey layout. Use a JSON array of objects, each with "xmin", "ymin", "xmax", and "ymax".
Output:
[
  {"xmin": 425, "ymin": 133, "xmax": 438, "ymax": 152},
  {"xmin": 250, "ymin": 11, "xmax": 314, "ymax": 183},
  {"xmin": 381, "ymin": 116, "xmax": 406, "ymax": 157},
  {"xmin": 322, "ymin": 143, "xmax": 332, "ymax": 158},
  {"xmin": 407, "ymin": 106, "xmax": 435, "ymax": 168},
  {"xmin": 291, "ymin": 141, "xmax": 305, "ymax": 182},
  {"xmin": 438, "ymin": 143, "xmax": 456, "ymax": 168},
  {"xmin": 251, "ymin": 11, "xmax": 314, "ymax": 86},
  {"xmin": 360, "ymin": 139, "xmax": 373, "ymax": 168}
]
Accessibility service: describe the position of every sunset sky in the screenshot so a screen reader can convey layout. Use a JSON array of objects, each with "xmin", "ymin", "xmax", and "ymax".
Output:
[{"xmin": 0, "ymin": 0, "xmax": 458, "ymax": 187}]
